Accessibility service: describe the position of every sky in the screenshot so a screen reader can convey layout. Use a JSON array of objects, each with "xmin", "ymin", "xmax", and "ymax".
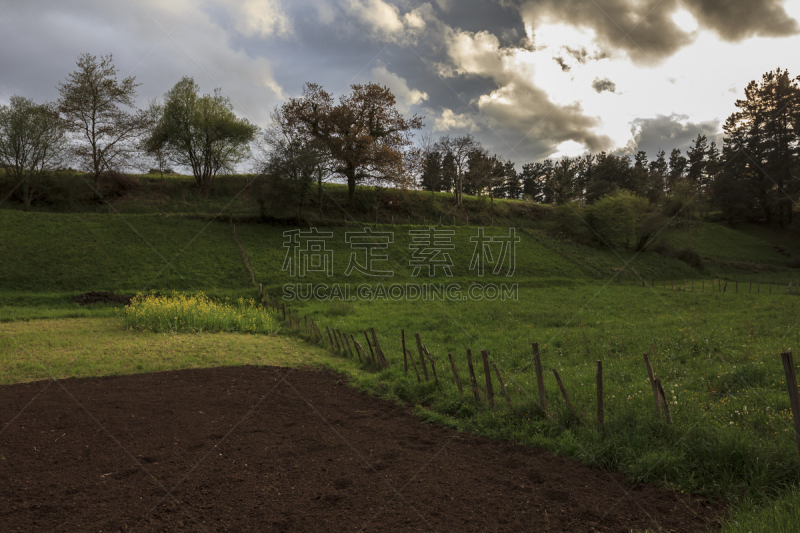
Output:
[{"xmin": 2, "ymin": 0, "xmax": 800, "ymax": 166}]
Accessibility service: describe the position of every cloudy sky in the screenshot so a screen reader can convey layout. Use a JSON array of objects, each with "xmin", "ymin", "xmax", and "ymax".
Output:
[{"xmin": 2, "ymin": 0, "xmax": 800, "ymax": 165}]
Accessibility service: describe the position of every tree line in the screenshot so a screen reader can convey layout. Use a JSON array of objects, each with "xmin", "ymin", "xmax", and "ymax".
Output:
[{"xmin": 1, "ymin": 54, "xmax": 798, "ymax": 236}]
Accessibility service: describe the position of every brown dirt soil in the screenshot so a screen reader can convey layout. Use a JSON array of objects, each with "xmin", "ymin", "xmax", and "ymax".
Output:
[{"xmin": 0, "ymin": 366, "xmax": 727, "ymax": 532}]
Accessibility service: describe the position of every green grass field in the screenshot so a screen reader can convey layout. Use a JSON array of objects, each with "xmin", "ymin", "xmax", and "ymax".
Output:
[{"xmin": 5, "ymin": 182, "xmax": 800, "ymax": 531}]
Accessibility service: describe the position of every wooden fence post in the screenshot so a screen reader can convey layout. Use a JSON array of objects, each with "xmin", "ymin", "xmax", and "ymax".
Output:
[
  {"xmin": 596, "ymin": 360, "xmax": 603, "ymax": 428},
  {"xmin": 448, "ymin": 353, "xmax": 463, "ymax": 395},
  {"xmin": 780, "ymin": 351, "xmax": 800, "ymax": 457},
  {"xmin": 481, "ymin": 350, "xmax": 494, "ymax": 407},
  {"xmin": 334, "ymin": 330, "xmax": 344, "ymax": 352},
  {"xmin": 343, "ymin": 332, "xmax": 354, "ymax": 358},
  {"xmin": 326, "ymin": 326, "xmax": 336, "ymax": 351},
  {"xmin": 423, "ymin": 345, "xmax": 439, "ymax": 387},
  {"xmin": 414, "ymin": 333, "xmax": 429, "ymax": 381},
  {"xmin": 364, "ymin": 332, "xmax": 376, "ymax": 363},
  {"xmin": 407, "ymin": 350, "xmax": 421, "ymax": 382},
  {"xmin": 532, "ymin": 343, "xmax": 547, "ymax": 411},
  {"xmin": 350, "ymin": 335, "xmax": 363, "ymax": 363},
  {"xmin": 492, "ymin": 363, "xmax": 512, "ymax": 406},
  {"xmin": 466, "ymin": 349, "xmax": 481, "ymax": 402},
  {"xmin": 552, "ymin": 369, "xmax": 573, "ymax": 412},
  {"xmin": 655, "ymin": 378, "xmax": 672, "ymax": 424},
  {"xmin": 370, "ymin": 328, "xmax": 388, "ymax": 368},
  {"xmin": 643, "ymin": 353, "xmax": 662, "ymax": 418}
]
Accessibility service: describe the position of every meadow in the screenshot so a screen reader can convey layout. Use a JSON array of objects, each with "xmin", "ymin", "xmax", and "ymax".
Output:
[{"xmin": 4, "ymin": 179, "xmax": 800, "ymax": 531}]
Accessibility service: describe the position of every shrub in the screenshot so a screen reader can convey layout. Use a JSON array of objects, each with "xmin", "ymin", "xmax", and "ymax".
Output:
[
  {"xmin": 124, "ymin": 292, "xmax": 279, "ymax": 334},
  {"xmin": 585, "ymin": 190, "xmax": 649, "ymax": 249},
  {"xmin": 554, "ymin": 201, "xmax": 591, "ymax": 242},
  {"xmin": 676, "ymin": 248, "xmax": 704, "ymax": 269}
]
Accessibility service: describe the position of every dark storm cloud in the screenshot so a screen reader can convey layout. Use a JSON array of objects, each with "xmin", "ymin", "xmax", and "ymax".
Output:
[
  {"xmin": 554, "ymin": 56, "xmax": 571, "ymax": 71},
  {"xmin": 0, "ymin": 0, "xmax": 287, "ymax": 124},
  {"xmin": 625, "ymin": 114, "xmax": 721, "ymax": 158},
  {"xmin": 515, "ymin": 0, "xmax": 799, "ymax": 64},
  {"xmin": 591, "ymin": 78, "xmax": 616, "ymax": 93}
]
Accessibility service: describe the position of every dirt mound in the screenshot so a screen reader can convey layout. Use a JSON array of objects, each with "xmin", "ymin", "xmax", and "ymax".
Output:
[
  {"xmin": 71, "ymin": 291, "xmax": 133, "ymax": 306},
  {"xmin": 0, "ymin": 366, "xmax": 727, "ymax": 532}
]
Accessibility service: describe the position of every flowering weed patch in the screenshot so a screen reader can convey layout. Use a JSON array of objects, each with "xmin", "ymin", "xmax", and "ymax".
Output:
[{"xmin": 125, "ymin": 292, "xmax": 278, "ymax": 334}]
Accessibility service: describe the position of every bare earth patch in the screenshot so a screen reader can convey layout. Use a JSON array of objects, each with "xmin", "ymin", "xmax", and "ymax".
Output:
[{"xmin": 0, "ymin": 366, "xmax": 726, "ymax": 531}]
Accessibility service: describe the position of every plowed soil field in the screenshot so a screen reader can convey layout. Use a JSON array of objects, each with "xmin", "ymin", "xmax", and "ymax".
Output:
[{"xmin": 0, "ymin": 366, "xmax": 726, "ymax": 532}]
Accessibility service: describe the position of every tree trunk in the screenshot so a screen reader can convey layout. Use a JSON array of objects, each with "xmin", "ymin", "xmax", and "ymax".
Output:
[{"xmin": 347, "ymin": 168, "xmax": 356, "ymax": 204}]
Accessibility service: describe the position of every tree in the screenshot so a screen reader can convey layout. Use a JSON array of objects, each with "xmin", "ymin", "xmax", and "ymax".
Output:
[
  {"xmin": 667, "ymin": 148, "xmax": 687, "ymax": 190},
  {"xmin": 58, "ymin": 53, "xmax": 149, "ymax": 192},
  {"xmin": 140, "ymin": 100, "xmax": 174, "ymax": 180},
  {"xmin": 686, "ymin": 133, "xmax": 708, "ymax": 185},
  {"xmin": 435, "ymin": 134, "xmax": 479, "ymax": 206},
  {"xmin": 420, "ymin": 150, "xmax": 442, "ymax": 194},
  {"xmin": 281, "ymin": 82, "xmax": 423, "ymax": 202},
  {"xmin": 719, "ymin": 69, "xmax": 800, "ymax": 226},
  {"xmin": 500, "ymin": 160, "xmax": 522, "ymax": 199},
  {"xmin": 585, "ymin": 190, "xmax": 650, "ymax": 249},
  {"xmin": 549, "ymin": 158, "xmax": 579, "ymax": 204},
  {"xmin": 463, "ymin": 146, "xmax": 493, "ymax": 196},
  {"xmin": 646, "ymin": 149, "xmax": 668, "ymax": 203},
  {"xmin": 257, "ymin": 105, "xmax": 329, "ymax": 217},
  {"xmin": 146, "ymin": 77, "xmax": 258, "ymax": 193},
  {"xmin": 0, "ymin": 96, "xmax": 68, "ymax": 210}
]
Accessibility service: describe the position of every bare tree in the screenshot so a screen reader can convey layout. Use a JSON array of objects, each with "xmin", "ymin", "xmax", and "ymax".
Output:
[
  {"xmin": 435, "ymin": 134, "xmax": 478, "ymax": 206},
  {"xmin": 0, "ymin": 96, "xmax": 68, "ymax": 210},
  {"xmin": 257, "ymin": 105, "xmax": 330, "ymax": 216},
  {"xmin": 58, "ymin": 53, "xmax": 149, "ymax": 192}
]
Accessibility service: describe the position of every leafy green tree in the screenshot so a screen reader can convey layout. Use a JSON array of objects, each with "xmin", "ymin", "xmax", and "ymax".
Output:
[
  {"xmin": 667, "ymin": 148, "xmax": 687, "ymax": 190},
  {"xmin": 585, "ymin": 190, "xmax": 650, "ymax": 249},
  {"xmin": 146, "ymin": 77, "xmax": 258, "ymax": 193},
  {"xmin": 0, "ymin": 96, "xmax": 68, "ymax": 210},
  {"xmin": 585, "ymin": 152, "xmax": 628, "ymax": 203},
  {"xmin": 646, "ymin": 149, "xmax": 668, "ymax": 203},
  {"xmin": 686, "ymin": 133, "xmax": 711, "ymax": 189},
  {"xmin": 500, "ymin": 160, "xmax": 522, "ymax": 199},
  {"xmin": 58, "ymin": 53, "xmax": 149, "ymax": 192},
  {"xmin": 719, "ymin": 69, "xmax": 800, "ymax": 226},
  {"xmin": 420, "ymin": 150, "xmax": 442, "ymax": 193},
  {"xmin": 440, "ymin": 151, "xmax": 456, "ymax": 193}
]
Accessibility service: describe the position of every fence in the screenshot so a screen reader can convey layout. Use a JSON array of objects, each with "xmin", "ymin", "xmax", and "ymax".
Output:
[
  {"xmin": 620, "ymin": 275, "xmax": 800, "ymax": 295},
  {"xmin": 263, "ymin": 293, "xmax": 800, "ymax": 457}
]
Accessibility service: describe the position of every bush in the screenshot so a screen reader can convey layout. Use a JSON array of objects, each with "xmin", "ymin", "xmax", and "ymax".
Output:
[
  {"xmin": 124, "ymin": 292, "xmax": 279, "ymax": 334},
  {"xmin": 554, "ymin": 201, "xmax": 591, "ymax": 243},
  {"xmin": 102, "ymin": 171, "xmax": 140, "ymax": 198},
  {"xmin": 585, "ymin": 190, "xmax": 649, "ymax": 249},
  {"xmin": 676, "ymin": 248, "xmax": 704, "ymax": 269}
]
